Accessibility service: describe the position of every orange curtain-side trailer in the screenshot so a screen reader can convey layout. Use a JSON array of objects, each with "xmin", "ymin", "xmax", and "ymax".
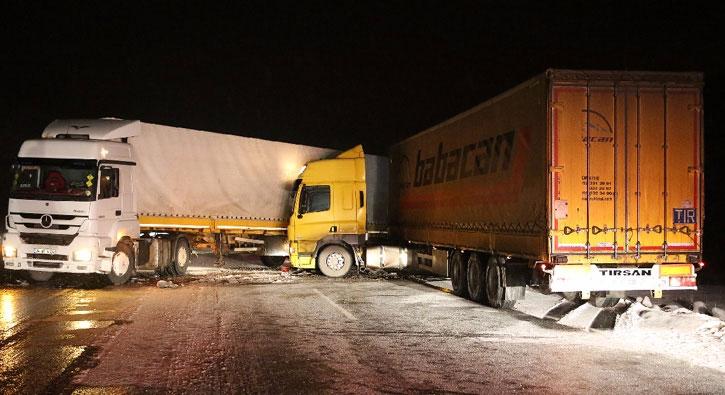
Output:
[{"xmin": 390, "ymin": 69, "xmax": 703, "ymax": 297}]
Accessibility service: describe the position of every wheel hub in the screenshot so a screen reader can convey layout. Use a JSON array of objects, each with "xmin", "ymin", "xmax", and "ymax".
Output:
[
  {"xmin": 113, "ymin": 252, "xmax": 130, "ymax": 276},
  {"xmin": 325, "ymin": 252, "xmax": 345, "ymax": 271},
  {"xmin": 177, "ymin": 247, "xmax": 188, "ymax": 267}
]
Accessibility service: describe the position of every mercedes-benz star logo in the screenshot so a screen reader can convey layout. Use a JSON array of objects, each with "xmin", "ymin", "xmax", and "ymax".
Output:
[{"xmin": 40, "ymin": 214, "xmax": 53, "ymax": 229}]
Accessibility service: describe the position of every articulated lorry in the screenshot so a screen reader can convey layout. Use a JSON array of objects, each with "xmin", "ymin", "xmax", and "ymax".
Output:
[
  {"xmin": 288, "ymin": 69, "xmax": 705, "ymax": 307},
  {"xmin": 2, "ymin": 119, "xmax": 333, "ymax": 284}
]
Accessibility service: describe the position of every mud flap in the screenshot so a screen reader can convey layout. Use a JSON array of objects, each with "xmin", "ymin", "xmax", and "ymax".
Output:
[
  {"xmin": 505, "ymin": 286, "xmax": 525, "ymax": 301},
  {"xmin": 503, "ymin": 263, "xmax": 529, "ymax": 301}
]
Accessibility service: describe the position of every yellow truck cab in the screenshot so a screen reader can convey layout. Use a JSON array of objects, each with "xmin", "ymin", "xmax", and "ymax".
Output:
[{"xmin": 288, "ymin": 145, "xmax": 388, "ymax": 277}]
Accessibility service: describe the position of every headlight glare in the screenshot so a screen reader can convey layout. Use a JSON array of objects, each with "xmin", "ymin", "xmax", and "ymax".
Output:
[
  {"xmin": 73, "ymin": 249, "xmax": 93, "ymax": 262},
  {"xmin": 3, "ymin": 245, "xmax": 17, "ymax": 258}
]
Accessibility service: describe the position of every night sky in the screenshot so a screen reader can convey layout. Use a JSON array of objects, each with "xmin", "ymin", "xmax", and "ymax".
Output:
[{"xmin": 2, "ymin": 1, "xmax": 724, "ymax": 279}]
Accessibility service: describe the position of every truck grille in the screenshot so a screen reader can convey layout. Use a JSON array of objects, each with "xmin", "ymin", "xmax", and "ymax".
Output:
[
  {"xmin": 30, "ymin": 261, "xmax": 63, "ymax": 269},
  {"xmin": 26, "ymin": 253, "xmax": 68, "ymax": 261},
  {"xmin": 15, "ymin": 213, "xmax": 79, "ymax": 220},
  {"xmin": 20, "ymin": 233, "xmax": 77, "ymax": 246},
  {"xmin": 19, "ymin": 223, "xmax": 72, "ymax": 230}
]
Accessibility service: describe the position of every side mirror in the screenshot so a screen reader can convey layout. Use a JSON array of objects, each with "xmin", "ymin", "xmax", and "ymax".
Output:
[{"xmin": 297, "ymin": 213, "xmax": 304, "ymax": 219}]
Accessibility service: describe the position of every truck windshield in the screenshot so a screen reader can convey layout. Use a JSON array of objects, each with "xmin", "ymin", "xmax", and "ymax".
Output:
[{"xmin": 9, "ymin": 158, "xmax": 98, "ymax": 201}]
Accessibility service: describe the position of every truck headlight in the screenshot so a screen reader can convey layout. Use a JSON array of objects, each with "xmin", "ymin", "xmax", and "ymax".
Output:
[
  {"xmin": 73, "ymin": 249, "xmax": 93, "ymax": 262},
  {"xmin": 3, "ymin": 245, "xmax": 16, "ymax": 258}
]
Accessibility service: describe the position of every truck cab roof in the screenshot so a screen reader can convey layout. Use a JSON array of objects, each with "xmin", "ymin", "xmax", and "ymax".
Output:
[
  {"xmin": 18, "ymin": 138, "xmax": 135, "ymax": 163},
  {"xmin": 42, "ymin": 118, "xmax": 141, "ymax": 141}
]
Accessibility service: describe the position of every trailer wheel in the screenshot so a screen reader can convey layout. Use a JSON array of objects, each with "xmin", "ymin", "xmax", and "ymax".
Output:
[
  {"xmin": 450, "ymin": 251, "xmax": 468, "ymax": 298},
  {"xmin": 317, "ymin": 245, "xmax": 353, "ymax": 278},
  {"xmin": 28, "ymin": 271, "xmax": 54, "ymax": 282},
  {"xmin": 261, "ymin": 256, "xmax": 286, "ymax": 267},
  {"xmin": 107, "ymin": 242, "xmax": 135, "ymax": 285},
  {"xmin": 561, "ymin": 292, "xmax": 581, "ymax": 302},
  {"xmin": 171, "ymin": 237, "xmax": 191, "ymax": 276},
  {"xmin": 589, "ymin": 296, "xmax": 620, "ymax": 308},
  {"xmin": 484, "ymin": 256, "xmax": 515, "ymax": 309},
  {"xmin": 466, "ymin": 253, "xmax": 486, "ymax": 302}
]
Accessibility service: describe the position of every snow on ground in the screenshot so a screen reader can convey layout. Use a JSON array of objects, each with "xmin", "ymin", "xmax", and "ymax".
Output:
[
  {"xmin": 613, "ymin": 300, "xmax": 725, "ymax": 372},
  {"xmin": 185, "ymin": 254, "xmax": 300, "ymax": 285},
  {"xmin": 413, "ymin": 275, "xmax": 725, "ymax": 371}
]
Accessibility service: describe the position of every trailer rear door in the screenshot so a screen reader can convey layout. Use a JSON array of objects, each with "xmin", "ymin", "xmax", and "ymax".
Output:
[{"xmin": 551, "ymin": 81, "xmax": 702, "ymax": 259}]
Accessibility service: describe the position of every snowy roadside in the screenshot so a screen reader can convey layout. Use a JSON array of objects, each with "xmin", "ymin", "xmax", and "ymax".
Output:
[
  {"xmin": 613, "ymin": 300, "xmax": 725, "ymax": 372},
  {"xmin": 515, "ymin": 288, "xmax": 725, "ymax": 372},
  {"xmin": 411, "ymin": 274, "xmax": 725, "ymax": 372}
]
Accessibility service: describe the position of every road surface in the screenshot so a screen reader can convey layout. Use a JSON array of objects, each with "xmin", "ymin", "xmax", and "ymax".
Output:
[{"xmin": 1, "ymin": 266, "xmax": 724, "ymax": 394}]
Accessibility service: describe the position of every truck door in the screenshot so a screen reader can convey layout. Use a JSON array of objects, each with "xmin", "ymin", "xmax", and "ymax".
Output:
[
  {"xmin": 551, "ymin": 84, "xmax": 702, "ymax": 259},
  {"xmin": 93, "ymin": 166, "xmax": 123, "ymax": 243},
  {"xmin": 292, "ymin": 184, "xmax": 334, "ymax": 249}
]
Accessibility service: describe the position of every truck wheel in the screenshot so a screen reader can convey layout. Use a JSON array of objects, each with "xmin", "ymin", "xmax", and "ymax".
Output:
[
  {"xmin": 171, "ymin": 238, "xmax": 191, "ymax": 276},
  {"xmin": 107, "ymin": 242, "xmax": 135, "ymax": 285},
  {"xmin": 466, "ymin": 253, "xmax": 486, "ymax": 302},
  {"xmin": 589, "ymin": 296, "xmax": 620, "ymax": 308},
  {"xmin": 484, "ymin": 256, "xmax": 515, "ymax": 309},
  {"xmin": 450, "ymin": 251, "xmax": 468, "ymax": 298},
  {"xmin": 317, "ymin": 245, "xmax": 353, "ymax": 278},
  {"xmin": 261, "ymin": 256, "xmax": 286, "ymax": 267},
  {"xmin": 28, "ymin": 271, "xmax": 54, "ymax": 282},
  {"xmin": 562, "ymin": 292, "xmax": 582, "ymax": 302}
]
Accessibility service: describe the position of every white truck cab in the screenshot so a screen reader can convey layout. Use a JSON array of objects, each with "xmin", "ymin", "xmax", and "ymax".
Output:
[{"xmin": 3, "ymin": 119, "xmax": 141, "ymax": 283}]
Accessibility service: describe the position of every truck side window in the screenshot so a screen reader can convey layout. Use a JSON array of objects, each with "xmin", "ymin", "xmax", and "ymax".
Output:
[
  {"xmin": 99, "ymin": 167, "xmax": 119, "ymax": 199},
  {"xmin": 299, "ymin": 185, "xmax": 330, "ymax": 214}
]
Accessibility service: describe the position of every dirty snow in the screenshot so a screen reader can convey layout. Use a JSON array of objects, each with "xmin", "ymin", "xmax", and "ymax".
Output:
[
  {"xmin": 156, "ymin": 280, "xmax": 180, "ymax": 289},
  {"xmin": 192, "ymin": 269, "xmax": 300, "ymax": 285},
  {"xmin": 613, "ymin": 301, "xmax": 725, "ymax": 372}
]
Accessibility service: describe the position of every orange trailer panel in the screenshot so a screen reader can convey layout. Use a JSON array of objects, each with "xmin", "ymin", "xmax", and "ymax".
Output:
[{"xmin": 551, "ymin": 81, "xmax": 702, "ymax": 262}]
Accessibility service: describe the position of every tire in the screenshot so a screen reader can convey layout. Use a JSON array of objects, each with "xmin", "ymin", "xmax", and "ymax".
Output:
[
  {"xmin": 466, "ymin": 253, "xmax": 486, "ymax": 302},
  {"xmin": 450, "ymin": 251, "xmax": 468, "ymax": 298},
  {"xmin": 484, "ymin": 256, "xmax": 515, "ymax": 309},
  {"xmin": 261, "ymin": 256, "xmax": 286, "ymax": 267},
  {"xmin": 562, "ymin": 292, "xmax": 582, "ymax": 302},
  {"xmin": 171, "ymin": 237, "xmax": 191, "ymax": 276},
  {"xmin": 107, "ymin": 242, "xmax": 135, "ymax": 285},
  {"xmin": 589, "ymin": 296, "xmax": 620, "ymax": 308},
  {"xmin": 28, "ymin": 270, "xmax": 54, "ymax": 282},
  {"xmin": 317, "ymin": 245, "xmax": 353, "ymax": 278}
]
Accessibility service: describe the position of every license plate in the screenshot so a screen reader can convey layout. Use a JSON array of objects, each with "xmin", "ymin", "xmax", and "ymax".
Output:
[{"xmin": 33, "ymin": 247, "xmax": 56, "ymax": 255}]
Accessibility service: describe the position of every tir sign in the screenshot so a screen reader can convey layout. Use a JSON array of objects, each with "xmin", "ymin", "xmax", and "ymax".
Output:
[{"xmin": 673, "ymin": 208, "xmax": 697, "ymax": 224}]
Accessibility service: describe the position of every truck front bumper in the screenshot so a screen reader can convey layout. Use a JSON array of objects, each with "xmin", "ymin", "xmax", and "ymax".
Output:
[
  {"xmin": 1, "ymin": 232, "xmax": 111, "ymax": 274},
  {"xmin": 547, "ymin": 263, "xmax": 697, "ymax": 293}
]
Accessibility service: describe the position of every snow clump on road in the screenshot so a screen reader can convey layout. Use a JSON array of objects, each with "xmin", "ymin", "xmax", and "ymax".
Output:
[{"xmin": 614, "ymin": 301, "xmax": 725, "ymax": 372}]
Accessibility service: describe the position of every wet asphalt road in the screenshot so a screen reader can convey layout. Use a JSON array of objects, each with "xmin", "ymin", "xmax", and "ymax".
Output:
[{"xmin": 1, "ymin": 270, "xmax": 725, "ymax": 394}]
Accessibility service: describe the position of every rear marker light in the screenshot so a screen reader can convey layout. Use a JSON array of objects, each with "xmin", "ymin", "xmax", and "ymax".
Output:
[{"xmin": 669, "ymin": 276, "xmax": 696, "ymax": 287}]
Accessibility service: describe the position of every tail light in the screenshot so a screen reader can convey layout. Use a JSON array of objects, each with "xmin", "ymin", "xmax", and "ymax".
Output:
[
  {"xmin": 669, "ymin": 276, "xmax": 696, "ymax": 287},
  {"xmin": 696, "ymin": 260, "xmax": 705, "ymax": 272}
]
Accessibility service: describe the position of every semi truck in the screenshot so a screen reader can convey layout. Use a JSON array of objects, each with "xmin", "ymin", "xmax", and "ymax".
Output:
[
  {"xmin": 288, "ymin": 69, "xmax": 705, "ymax": 308},
  {"xmin": 2, "ymin": 119, "xmax": 334, "ymax": 284}
]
